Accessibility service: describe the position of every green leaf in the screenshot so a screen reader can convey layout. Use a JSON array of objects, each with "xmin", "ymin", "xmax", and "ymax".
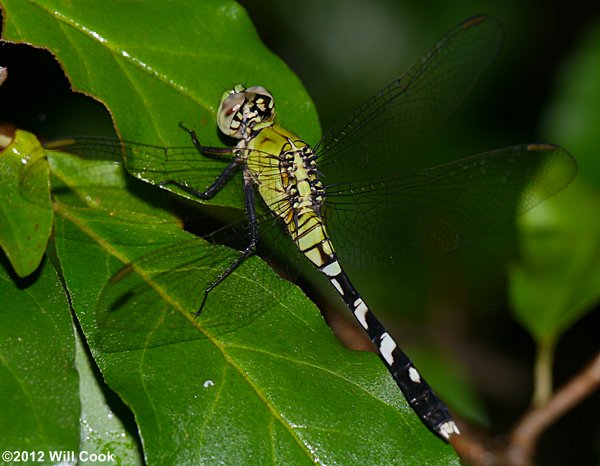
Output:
[
  {"xmin": 48, "ymin": 148, "xmax": 458, "ymax": 463},
  {"xmin": 2, "ymin": 0, "xmax": 319, "ymax": 210},
  {"xmin": 510, "ymin": 182, "xmax": 600, "ymax": 341},
  {"xmin": 510, "ymin": 17, "xmax": 600, "ymax": 342},
  {"xmin": 76, "ymin": 329, "xmax": 143, "ymax": 466},
  {"xmin": 0, "ymin": 257, "xmax": 79, "ymax": 452},
  {"xmin": 0, "ymin": 0, "xmax": 320, "ymax": 148},
  {"xmin": 0, "ymin": 130, "xmax": 52, "ymax": 277}
]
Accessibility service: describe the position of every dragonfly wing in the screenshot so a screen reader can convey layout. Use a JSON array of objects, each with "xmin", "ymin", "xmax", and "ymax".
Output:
[
  {"xmin": 315, "ymin": 15, "xmax": 501, "ymax": 179},
  {"xmin": 323, "ymin": 144, "xmax": 576, "ymax": 266},
  {"xmin": 95, "ymin": 237, "xmax": 284, "ymax": 352},
  {"xmin": 50, "ymin": 136, "xmax": 246, "ymax": 209}
]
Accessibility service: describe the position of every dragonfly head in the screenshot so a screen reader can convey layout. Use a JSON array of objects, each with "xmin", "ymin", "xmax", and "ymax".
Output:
[{"xmin": 217, "ymin": 84, "xmax": 275, "ymax": 139}]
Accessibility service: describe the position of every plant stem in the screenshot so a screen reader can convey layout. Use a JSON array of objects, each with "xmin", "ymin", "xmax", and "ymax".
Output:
[{"xmin": 532, "ymin": 336, "xmax": 556, "ymax": 406}]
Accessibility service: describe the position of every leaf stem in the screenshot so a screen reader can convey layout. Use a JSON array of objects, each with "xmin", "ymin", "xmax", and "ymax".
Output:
[{"xmin": 532, "ymin": 335, "xmax": 556, "ymax": 407}]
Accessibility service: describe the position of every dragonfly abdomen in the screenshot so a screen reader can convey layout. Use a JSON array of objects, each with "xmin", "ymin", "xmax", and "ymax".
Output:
[
  {"xmin": 322, "ymin": 264, "xmax": 460, "ymax": 441},
  {"xmin": 251, "ymin": 121, "xmax": 460, "ymax": 441},
  {"xmin": 281, "ymin": 200, "xmax": 460, "ymax": 440}
]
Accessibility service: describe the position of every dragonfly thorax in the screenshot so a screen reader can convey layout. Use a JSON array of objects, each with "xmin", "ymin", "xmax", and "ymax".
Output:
[
  {"xmin": 217, "ymin": 84, "xmax": 275, "ymax": 139},
  {"xmin": 281, "ymin": 138, "xmax": 325, "ymax": 215},
  {"xmin": 246, "ymin": 124, "xmax": 334, "ymax": 270}
]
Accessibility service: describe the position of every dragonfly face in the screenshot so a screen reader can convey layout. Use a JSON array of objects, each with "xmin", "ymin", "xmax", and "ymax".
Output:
[{"xmin": 217, "ymin": 84, "xmax": 275, "ymax": 139}]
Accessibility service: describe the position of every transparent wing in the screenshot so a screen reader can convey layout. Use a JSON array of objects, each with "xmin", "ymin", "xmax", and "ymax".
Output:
[
  {"xmin": 95, "ymin": 237, "xmax": 287, "ymax": 352},
  {"xmin": 315, "ymin": 15, "xmax": 502, "ymax": 179},
  {"xmin": 50, "ymin": 136, "xmax": 307, "ymax": 212},
  {"xmin": 323, "ymin": 144, "xmax": 576, "ymax": 266},
  {"xmin": 49, "ymin": 136, "xmax": 247, "ymax": 209}
]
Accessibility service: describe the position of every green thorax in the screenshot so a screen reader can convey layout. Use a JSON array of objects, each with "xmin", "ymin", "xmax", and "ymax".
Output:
[
  {"xmin": 246, "ymin": 124, "xmax": 323, "ymax": 221},
  {"xmin": 245, "ymin": 124, "xmax": 334, "ymax": 265}
]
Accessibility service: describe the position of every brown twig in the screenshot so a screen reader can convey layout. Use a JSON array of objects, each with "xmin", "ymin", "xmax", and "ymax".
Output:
[
  {"xmin": 452, "ymin": 350, "xmax": 600, "ymax": 466},
  {"xmin": 507, "ymin": 350, "xmax": 600, "ymax": 465}
]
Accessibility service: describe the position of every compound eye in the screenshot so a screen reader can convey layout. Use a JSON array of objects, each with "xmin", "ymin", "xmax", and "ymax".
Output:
[
  {"xmin": 245, "ymin": 86, "xmax": 275, "ymax": 120},
  {"xmin": 216, "ymin": 85, "xmax": 276, "ymax": 139},
  {"xmin": 217, "ymin": 89, "xmax": 247, "ymax": 138},
  {"xmin": 246, "ymin": 86, "xmax": 275, "ymax": 123}
]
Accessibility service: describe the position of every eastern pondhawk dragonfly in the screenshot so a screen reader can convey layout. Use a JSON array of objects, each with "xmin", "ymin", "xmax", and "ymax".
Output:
[{"xmin": 53, "ymin": 15, "xmax": 576, "ymax": 442}]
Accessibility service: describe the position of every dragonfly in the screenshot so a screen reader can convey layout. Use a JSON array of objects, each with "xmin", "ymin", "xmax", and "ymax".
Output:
[{"xmin": 54, "ymin": 15, "xmax": 576, "ymax": 442}]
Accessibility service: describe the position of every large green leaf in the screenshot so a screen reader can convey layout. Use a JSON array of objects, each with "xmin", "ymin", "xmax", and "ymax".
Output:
[
  {"xmin": 48, "ymin": 149, "xmax": 458, "ymax": 463},
  {"xmin": 0, "ymin": 130, "xmax": 52, "ymax": 277},
  {"xmin": 0, "ymin": 0, "xmax": 320, "ymax": 143},
  {"xmin": 0, "ymin": 0, "xmax": 320, "ymax": 209},
  {"xmin": 75, "ymin": 330, "xmax": 143, "ymax": 466},
  {"xmin": 510, "ymin": 183, "xmax": 600, "ymax": 341},
  {"xmin": 509, "ymin": 17, "xmax": 600, "ymax": 342},
  {"xmin": 0, "ymin": 256, "xmax": 79, "ymax": 453}
]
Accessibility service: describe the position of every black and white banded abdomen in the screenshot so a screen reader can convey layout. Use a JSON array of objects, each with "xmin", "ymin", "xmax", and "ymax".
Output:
[{"xmin": 318, "ymin": 256, "xmax": 460, "ymax": 441}]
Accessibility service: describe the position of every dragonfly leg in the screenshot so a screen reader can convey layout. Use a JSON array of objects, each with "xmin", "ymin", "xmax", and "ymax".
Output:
[
  {"xmin": 159, "ymin": 123, "xmax": 245, "ymax": 198},
  {"xmin": 179, "ymin": 122, "xmax": 234, "ymax": 158},
  {"xmin": 196, "ymin": 169, "xmax": 259, "ymax": 316},
  {"xmin": 159, "ymin": 158, "xmax": 240, "ymax": 199}
]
